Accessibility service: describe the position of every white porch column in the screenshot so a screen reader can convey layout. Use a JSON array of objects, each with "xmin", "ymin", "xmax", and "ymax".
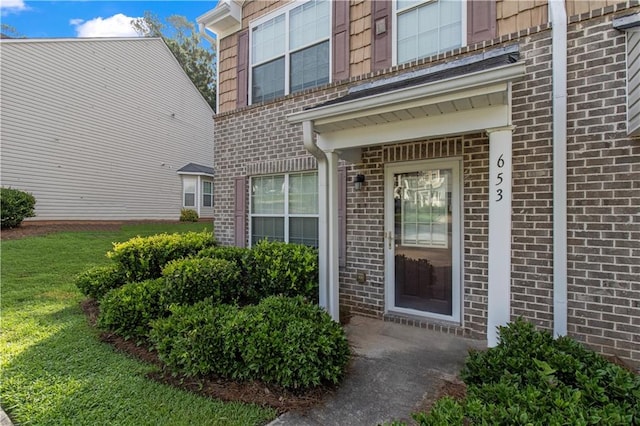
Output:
[
  {"xmin": 316, "ymin": 159, "xmax": 329, "ymax": 310},
  {"xmin": 486, "ymin": 126, "xmax": 514, "ymax": 347},
  {"xmin": 325, "ymin": 149, "xmax": 340, "ymax": 321}
]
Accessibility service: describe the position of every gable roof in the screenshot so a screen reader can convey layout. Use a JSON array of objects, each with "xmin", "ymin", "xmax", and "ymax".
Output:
[{"xmin": 177, "ymin": 163, "xmax": 215, "ymax": 176}]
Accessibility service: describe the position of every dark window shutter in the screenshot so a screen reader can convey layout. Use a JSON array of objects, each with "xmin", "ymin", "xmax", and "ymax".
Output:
[
  {"xmin": 467, "ymin": 0, "xmax": 496, "ymax": 45},
  {"xmin": 234, "ymin": 176, "xmax": 247, "ymax": 247},
  {"xmin": 338, "ymin": 167, "xmax": 347, "ymax": 268},
  {"xmin": 236, "ymin": 29, "xmax": 250, "ymax": 108},
  {"xmin": 372, "ymin": 0, "xmax": 392, "ymax": 72},
  {"xmin": 332, "ymin": 0, "xmax": 350, "ymax": 81}
]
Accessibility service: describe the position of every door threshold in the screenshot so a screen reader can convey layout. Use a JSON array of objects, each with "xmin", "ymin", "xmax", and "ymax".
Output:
[{"xmin": 384, "ymin": 311, "xmax": 465, "ymax": 336}]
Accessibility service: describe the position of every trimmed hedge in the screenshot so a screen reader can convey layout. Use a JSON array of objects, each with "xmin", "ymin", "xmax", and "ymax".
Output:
[
  {"xmin": 415, "ymin": 319, "xmax": 640, "ymax": 425},
  {"xmin": 97, "ymin": 278, "xmax": 167, "ymax": 341},
  {"xmin": 162, "ymin": 257, "xmax": 242, "ymax": 305},
  {"xmin": 1, "ymin": 187, "xmax": 36, "ymax": 229},
  {"xmin": 198, "ymin": 242, "xmax": 319, "ymax": 304},
  {"xmin": 107, "ymin": 231, "xmax": 215, "ymax": 282},
  {"xmin": 150, "ymin": 296, "xmax": 350, "ymax": 390},
  {"xmin": 74, "ymin": 264, "xmax": 126, "ymax": 300},
  {"xmin": 249, "ymin": 240, "xmax": 319, "ymax": 302},
  {"xmin": 180, "ymin": 208, "xmax": 199, "ymax": 222}
]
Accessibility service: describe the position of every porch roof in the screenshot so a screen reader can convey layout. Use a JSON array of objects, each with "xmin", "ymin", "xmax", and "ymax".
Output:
[{"xmin": 288, "ymin": 46, "xmax": 525, "ymax": 138}]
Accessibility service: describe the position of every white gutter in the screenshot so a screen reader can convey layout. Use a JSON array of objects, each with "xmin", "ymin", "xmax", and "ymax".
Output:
[
  {"xmin": 549, "ymin": 0, "xmax": 568, "ymax": 338},
  {"xmin": 198, "ymin": 23, "xmax": 220, "ymax": 113},
  {"xmin": 302, "ymin": 121, "xmax": 330, "ymax": 313}
]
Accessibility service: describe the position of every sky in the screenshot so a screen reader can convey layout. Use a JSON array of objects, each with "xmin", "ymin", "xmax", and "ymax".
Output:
[{"xmin": 1, "ymin": 0, "xmax": 219, "ymax": 39}]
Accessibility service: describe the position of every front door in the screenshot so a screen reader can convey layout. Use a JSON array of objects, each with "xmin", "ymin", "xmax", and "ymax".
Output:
[{"xmin": 384, "ymin": 159, "xmax": 461, "ymax": 322}]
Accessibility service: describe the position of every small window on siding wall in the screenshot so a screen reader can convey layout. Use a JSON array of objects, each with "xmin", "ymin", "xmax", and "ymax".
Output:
[
  {"xmin": 250, "ymin": 0, "xmax": 330, "ymax": 104},
  {"xmin": 183, "ymin": 177, "xmax": 196, "ymax": 207},
  {"xmin": 395, "ymin": 0, "xmax": 464, "ymax": 64},
  {"xmin": 202, "ymin": 180, "xmax": 213, "ymax": 207},
  {"xmin": 250, "ymin": 172, "xmax": 319, "ymax": 247}
]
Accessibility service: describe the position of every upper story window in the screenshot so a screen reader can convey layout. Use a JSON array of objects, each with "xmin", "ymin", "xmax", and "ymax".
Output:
[
  {"xmin": 250, "ymin": 0, "xmax": 330, "ymax": 104},
  {"xmin": 395, "ymin": 0, "xmax": 464, "ymax": 64}
]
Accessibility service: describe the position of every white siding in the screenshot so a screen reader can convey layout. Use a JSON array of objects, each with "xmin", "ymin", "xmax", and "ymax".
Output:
[
  {"xmin": 628, "ymin": 31, "xmax": 640, "ymax": 136},
  {"xmin": 0, "ymin": 38, "xmax": 215, "ymax": 220}
]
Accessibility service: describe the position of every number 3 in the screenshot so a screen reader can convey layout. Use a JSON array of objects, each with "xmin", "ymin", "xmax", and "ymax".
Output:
[{"xmin": 496, "ymin": 189, "xmax": 503, "ymax": 202}]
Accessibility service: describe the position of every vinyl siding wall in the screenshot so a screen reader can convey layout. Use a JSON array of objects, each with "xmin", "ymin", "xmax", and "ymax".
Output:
[{"xmin": 0, "ymin": 38, "xmax": 214, "ymax": 220}]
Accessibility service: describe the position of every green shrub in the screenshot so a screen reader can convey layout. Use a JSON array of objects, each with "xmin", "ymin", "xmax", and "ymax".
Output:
[
  {"xmin": 416, "ymin": 319, "xmax": 640, "ymax": 425},
  {"xmin": 150, "ymin": 301, "xmax": 240, "ymax": 377},
  {"xmin": 74, "ymin": 264, "xmax": 126, "ymax": 300},
  {"xmin": 180, "ymin": 208, "xmax": 199, "ymax": 222},
  {"xmin": 107, "ymin": 231, "xmax": 216, "ymax": 282},
  {"xmin": 162, "ymin": 257, "xmax": 241, "ymax": 305},
  {"xmin": 150, "ymin": 296, "xmax": 350, "ymax": 390},
  {"xmin": 249, "ymin": 240, "xmax": 318, "ymax": 302},
  {"xmin": 197, "ymin": 246, "xmax": 255, "ymax": 303},
  {"xmin": 98, "ymin": 278, "xmax": 167, "ymax": 341},
  {"xmin": 234, "ymin": 296, "xmax": 350, "ymax": 389},
  {"xmin": 1, "ymin": 187, "xmax": 36, "ymax": 229}
]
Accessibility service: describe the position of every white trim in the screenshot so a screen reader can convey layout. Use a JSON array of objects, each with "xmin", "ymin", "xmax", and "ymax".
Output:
[
  {"xmin": 288, "ymin": 62, "xmax": 525, "ymax": 125},
  {"xmin": 196, "ymin": 0, "xmax": 242, "ymax": 39},
  {"xmin": 384, "ymin": 158, "xmax": 462, "ymax": 323},
  {"xmin": 486, "ymin": 126, "xmax": 514, "ymax": 346}
]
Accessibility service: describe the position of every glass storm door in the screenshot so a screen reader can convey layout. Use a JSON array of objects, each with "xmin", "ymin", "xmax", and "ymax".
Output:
[{"xmin": 385, "ymin": 160, "xmax": 461, "ymax": 322}]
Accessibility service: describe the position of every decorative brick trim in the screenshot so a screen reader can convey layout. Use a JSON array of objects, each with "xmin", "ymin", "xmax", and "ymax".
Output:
[
  {"xmin": 382, "ymin": 138, "xmax": 464, "ymax": 163},
  {"xmin": 246, "ymin": 157, "xmax": 317, "ymax": 176}
]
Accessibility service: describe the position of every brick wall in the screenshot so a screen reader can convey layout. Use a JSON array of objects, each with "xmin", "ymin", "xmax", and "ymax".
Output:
[
  {"xmin": 212, "ymin": 3, "xmax": 640, "ymax": 366},
  {"xmin": 565, "ymin": 9, "xmax": 640, "ymax": 364}
]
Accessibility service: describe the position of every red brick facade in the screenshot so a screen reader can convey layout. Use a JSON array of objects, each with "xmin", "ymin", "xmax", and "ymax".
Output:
[{"xmin": 209, "ymin": 2, "xmax": 640, "ymax": 367}]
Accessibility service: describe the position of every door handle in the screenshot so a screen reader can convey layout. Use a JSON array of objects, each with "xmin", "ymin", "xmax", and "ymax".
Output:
[{"xmin": 386, "ymin": 231, "xmax": 394, "ymax": 250}]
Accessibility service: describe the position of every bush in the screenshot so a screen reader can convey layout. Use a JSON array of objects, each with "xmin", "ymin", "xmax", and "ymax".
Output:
[
  {"xmin": 415, "ymin": 319, "xmax": 640, "ymax": 425},
  {"xmin": 180, "ymin": 208, "xmax": 199, "ymax": 222},
  {"xmin": 74, "ymin": 264, "xmax": 126, "ymax": 300},
  {"xmin": 1, "ymin": 187, "xmax": 36, "ymax": 229},
  {"xmin": 150, "ymin": 296, "xmax": 350, "ymax": 390},
  {"xmin": 150, "ymin": 301, "xmax": 240, "ymax": 377},
  {"xmin": 197, "ymin": 246, "xmax": 255, "ymax": 303},
  {"xmin": 98, "ymin": 278, "xmax": 168, "ymax": 341},
  {"xmin": 107, "ymin": 231, "xmax": 216, "ymax": 282},
  {"xmin": 249, "ymin": 240, "xmax": 319, "ymax": 302},
  {"xmin": 162, "ymin": 257, "xmax": 241, "ymax": 305}
]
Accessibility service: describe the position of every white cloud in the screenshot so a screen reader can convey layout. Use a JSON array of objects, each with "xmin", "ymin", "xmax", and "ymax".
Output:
[
  {"xmin": 71, "ymin": 13, "xmax": 141, "ymax": 38},
  {"xmin": 1, "ymin": 0, "xmax": 28, "ymax": 16}
]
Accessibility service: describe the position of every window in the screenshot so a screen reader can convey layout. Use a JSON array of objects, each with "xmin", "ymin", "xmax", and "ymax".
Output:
[
  {"xmin": 250, "ymin": 0, "xmax": 330, "ymax": 104},
  {"xmin": 250, "ymin": 172, "xmax": 318, "ymax": 247},
  {"xmin": 395, "ymin": 0, "xmax": 464, "ymax": 64},
  {"xmin": 202, "ymin": 180, "xmax": 213, "ymax": 207},
  {"xmin": 183, "ymin": 177, "xmax": 196, "ymax": 207}
]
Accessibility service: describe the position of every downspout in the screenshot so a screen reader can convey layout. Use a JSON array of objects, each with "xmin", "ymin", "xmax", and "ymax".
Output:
[
  {"xmin": 198, "ymin": 23, "xmax": 220, "ymax": 113},
  {"xmin": 549, "ymin": 0, "xmax": 568, "ymax": 338},
  {"xmin": 302, "ymin": 121, "xmax": 330, "ymax": 312}
]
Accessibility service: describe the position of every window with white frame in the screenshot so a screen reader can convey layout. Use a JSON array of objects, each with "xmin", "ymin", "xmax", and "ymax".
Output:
[
  {"xmin": 250, "ymin": 172, "xmax": 319, "ymax": 247},
  {"xmin": 202, "ymin": 180, "xmax": 213, "ymax": 207},
  {"xmin": 395, "ymin": 0, "xmax": 464, "ymax": 64},
  {"xmin": 183, "ymin": 177, "xmax": 196, "ymax": 207},
  {"xmin": 250, "ymin": 0, "xmax": 330, "ymax": 104}
]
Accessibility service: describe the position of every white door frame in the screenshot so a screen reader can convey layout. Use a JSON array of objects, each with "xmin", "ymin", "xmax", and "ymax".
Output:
[{"xmin": 384, "ymin": 158, "xmax": 463, "ymax": 323}]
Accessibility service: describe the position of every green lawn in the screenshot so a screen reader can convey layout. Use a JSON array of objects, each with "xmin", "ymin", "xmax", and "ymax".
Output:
[{"xmin": 0, "ymin": 223, "xmax": 277, "ymax": 426}]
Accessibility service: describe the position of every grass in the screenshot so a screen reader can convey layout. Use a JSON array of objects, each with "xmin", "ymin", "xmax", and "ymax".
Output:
[{"xmin": 0, "ymin": 223, "xmax": 278, "ymax": 425}]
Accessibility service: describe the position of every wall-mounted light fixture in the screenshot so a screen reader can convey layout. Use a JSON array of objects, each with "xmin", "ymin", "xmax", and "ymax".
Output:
[{"xmin": 354, "ymin": 174, "xmax": 365, "ymax": 191}]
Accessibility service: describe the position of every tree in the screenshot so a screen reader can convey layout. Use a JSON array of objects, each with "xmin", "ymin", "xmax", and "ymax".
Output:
[
  {"xmin": 1, "ymin": 24, "xmax": 25, "ymax": 39},
  {"xmin": 132, "ymin": 13, "xmax": 217, "ymax": 111}
]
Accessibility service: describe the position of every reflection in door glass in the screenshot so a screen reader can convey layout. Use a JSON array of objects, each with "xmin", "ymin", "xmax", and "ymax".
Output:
[{"xmin": 394, "ymin": 168, "xmax": 452, "ymax": 315}]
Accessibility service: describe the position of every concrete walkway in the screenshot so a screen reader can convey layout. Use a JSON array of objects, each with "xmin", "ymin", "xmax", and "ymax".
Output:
[{"xmin": 270, "ymin": 316, "xmax": 485, "ymax": 426}]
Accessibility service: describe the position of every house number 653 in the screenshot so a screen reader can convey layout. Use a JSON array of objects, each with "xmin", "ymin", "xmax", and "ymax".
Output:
[{"xmin": 496, "ymin": 154, "xmax": 504, "ymax": 202}]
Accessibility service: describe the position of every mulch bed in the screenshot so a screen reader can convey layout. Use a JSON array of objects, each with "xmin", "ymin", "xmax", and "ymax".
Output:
[{"xmin": 81, "ymin": 300, "xmax": 332, "ymax": 414}]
